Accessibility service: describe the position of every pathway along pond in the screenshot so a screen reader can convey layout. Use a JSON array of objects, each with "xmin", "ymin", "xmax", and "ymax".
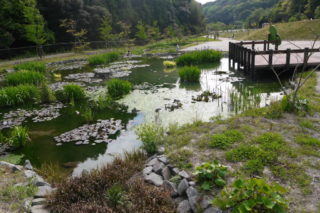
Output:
[{"xmin": 1, "ymin": 56, "xmax": 283, "ymax": 176}]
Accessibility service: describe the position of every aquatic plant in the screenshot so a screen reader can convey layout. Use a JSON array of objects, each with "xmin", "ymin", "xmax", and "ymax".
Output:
[
  {"xmin": 36, "ymin": 162, "xmax": 70, "ymax": 185},
  {"xmin": 0, "ymin": 85, "xmax": 41, "ymax": 107},
  {"xmin": 5, "ymin": 71, "xmax": 45, "ymax": 86},
  {"xmin": 7, "ymin": 126, "xmax": 30, "ymax": 149},
  {"xmin": 178, "ymin": 66, "xmax": 201, "ymax": 83},
  {"xmin": 88, "ymin": 52, "xmax": 120, "ymax": 66},
  {"xmin": 47, "ymin": 151, "xmax": 175, "ymax": 212},
  {"xmin": 176, "ymin": 50, "xmax": 222, "ymax": 66},
  {"xmin": 81, "ymin": 106, "xmax": 94, "ymax": 123},
  {"xmin": 61, "ymin": 84, "xmax": 86, "ymax": 102},
  {"xmin": 40, "ymin": 84, "xmax": 56, "ymax": 103},
  {"xmin": 14, "ymin": 61, "xmax": 46, "ymax": 73},
  {"xmin": 194, "ymin": 161, "xmax": 228, "ymax": 190},
  {"xmin": 136, "ymin": 123, "xmax": 165, "ymax": 155},
  {"xmin": 106, "ymin": 79, "xmax": 132, "ymax": 99},
  {"xmin": 213, "ymin": 178, "xmax": 288, "ymax": 213},
  {"xmin": 163, "ymin": 61, "xmax": 176, "ymax": 68}
]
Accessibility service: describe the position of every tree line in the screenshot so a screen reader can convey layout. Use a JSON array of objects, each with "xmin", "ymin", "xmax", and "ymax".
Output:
[
  {"xmin": 203, "ymin": 0, "xmax": 320, "ymax": 29},
  {"xmin": 0, "ymin": 0, "xmax": 205, "ymax": 49}
]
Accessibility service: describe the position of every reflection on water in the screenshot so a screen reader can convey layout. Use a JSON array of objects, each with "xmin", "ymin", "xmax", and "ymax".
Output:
[{"xmin": 120, "ymin": 58, "xmax": 283, "ymax": 126}]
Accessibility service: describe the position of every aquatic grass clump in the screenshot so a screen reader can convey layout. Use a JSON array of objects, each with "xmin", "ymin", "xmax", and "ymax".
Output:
[
  {"xmin": 61, "ymin": 84, "xmax": 86, "ymax": 102},
  {"xmin": 88, "ymin": 52, "xmax": 120, "ymax": 66},
  {"xmin": 0, "ymin": 85, "xmax": 41, "ymax": 107},
  {"xmin": 178, "ymin": 66, "xmax": 201, "ymax": 83},
  {"xmin": 136, "ymin": 123, "xmax": 165, "ymax": 155},
  {"xmin": 5, "ymin": 71, "xmax": 45, "ymax": 86},
  {"xmin": 176, "ymin": 50, "xmax": 222, "ymax": 66},
  {"xmin": 163, "ymin": 61, "xmax": 176, "ymax": 68},
  {"xmin": 106, "ymin": 79, "xmax": 132, "ymax": 99},
  {"xmin": 7, "ymin": 126, "xmax": 30, "ymax": 149},
  {"xmin": 14, "ymin": 61, "xmax": 46, "ymax": 73}
]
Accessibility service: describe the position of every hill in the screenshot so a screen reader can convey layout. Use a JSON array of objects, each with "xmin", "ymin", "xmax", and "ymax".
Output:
[{"xmin": 203, "ymin": 0, "xmax": 320, "ymax": 28}]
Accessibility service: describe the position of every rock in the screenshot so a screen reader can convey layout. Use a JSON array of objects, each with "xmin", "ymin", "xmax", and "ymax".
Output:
[
  {"xmin": 163, "ymin": 180, "xmax": 178, "ymax": 197},
  {"xmin": 161, "ymin": 166, "xmax": 171, "ymax": 180},
  {"xmin": 186, "ymin": 186, "xmax": 198, "ymax": 199},
  {"xmin": 143, "ymin": 166, "xmax": 153, "ymax": 176},
  {"xmin": 172, "ymin": 167, "xmax": 180, "ymax": 175},
  {"xmin": 23, "ymin": 199, "xmax": 32, "ymax": 211},
  {"xmin": 146, "ymin": 158, "xmax": 160, "ymax": 167},
  {"xmin": 177, "ymin": 179, "xmax": 189, "ymax": 196},
  {"xmin": 201, "ymin": 195, "xmax": 214, "ymax": 209},
  {"xmin": 189, "ymin": 196, "xmax": 198, "ymax": 212},
  {"xmin": 153, "ymin": 161, "xmax": 165, "ymax": 174},
  {"xmin": 24, "ymin": 160, "xmax": 33, "ymax": 170},
  {"xmin": 177, "ymin": 200, "xmax": 192, "ymax": 213},
  {"xmin": 35, "ymin": 186, "xmax": 53, "ymax": 198},
  {"xmin": 0, "ymin": 161, "xmax": 21, "ymax": 172},
  {"xmin": 145, "ymin": 172, "xmax": 163, "ymax": 186},
  {"xmin": 32, "ymin": 198, "xmax": 46, "ymax": 206},
  {"xmin": 158, "ymin": 146, "xmax": 165, "ymax": 154},
  {"xmin": 204, "ymin": 207, "xmax": 223, "ymax": 213},
  {"xmin": 179, "ymin": 171, "xmax": 190, "ymax": 180},
  {"xmin": 158, "ymin": 156, "xmax": 168, "ymax": 164},
  {"xmin": 31, "ymin": 205, "xmax": 50, "ymax": 213},
  {"xmin": 24, "ymin": 170, "xmax": 37, "ymax": 179},
  {"xmin": 189, "ymin": 181, "xmax": 196, "ymax": 187}
]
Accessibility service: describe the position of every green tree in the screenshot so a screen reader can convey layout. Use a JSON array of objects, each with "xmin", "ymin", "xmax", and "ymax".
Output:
[
  {"xmin": 60, "ymin": 19, "xmax": 88, "ymax": 52},
  {"xmin": 135, "ymin": 21, "xmax": 148, "ymax": 42},
  {"xmin": 23, "ymin": 0, "xmax": 48, "ymax": 58},
  {"xmin": 147, "ymin": 21, "xmax": 161, "ymax": 41},
  {"xmin": 315, "ymin": 6, "xmax": 320, "ymax": 18},
  {"xmin": 99, "ymin": 16, "xmax": 114, "ymax": 41},
  {"xmin": 117, "ymin": 21, "xmax": 131, "ymax": 39}
]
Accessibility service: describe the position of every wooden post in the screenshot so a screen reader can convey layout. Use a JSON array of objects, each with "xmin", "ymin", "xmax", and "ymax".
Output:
[
  {"xmin": 269, "ymin": 50, "xmax": 273, "ymax": 66},
  {"xmin": 286, "ymin": 49, "xmax": 291, "ymax": 66},
  {"xmin": 263, "ymin": 40, "xmax": 267, "ymax": 51},
  {"xmin": 251, "ymin": 51, "xmax": 256, "ymax": 79},
  {"xmin": 267, "ymin": 41, "xmax": 270, "ymax": 50},
  {"xmin": 244, "ymin": 48, "xmax": 248, "ymax": 74},
  {"xmin": 252, "ymin": 41, "xmax": 255, "ymax": 50},
  {"xmin": 232, "ymin": 43, "xmax": 235, "ymax": 69},
  {"xmin": 304, "ymin": 48, "xmax": 309, "ymax": 67},
  {"xmin": 229, "ymin": 43, "xmax": 231, "ymax": 68},
  {"xmin": 237, "ymin": 45, "xmax": 240, "ymax": 70}
]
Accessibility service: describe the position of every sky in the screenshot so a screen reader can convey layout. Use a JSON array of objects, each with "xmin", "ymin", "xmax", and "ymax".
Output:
[{"xmin": 196, "ymin": 0, "xmax": 215, "ymax": 4}]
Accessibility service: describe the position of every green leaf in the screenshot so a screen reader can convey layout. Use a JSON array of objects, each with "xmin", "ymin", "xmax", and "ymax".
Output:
[
  {"xmin": 262, "ymin": 197, "xmax": 275, "ymax": 209},
  {"xmin": 243, "ymin": 199, "xmax": 256, "ymax": 211},
  {"xmin": 201, "ymin": 182, "xmax": 212, "ymax": 191},
  {"xmin": 215, "ymin": 178, "xmax": 226, "ymax": 187}
]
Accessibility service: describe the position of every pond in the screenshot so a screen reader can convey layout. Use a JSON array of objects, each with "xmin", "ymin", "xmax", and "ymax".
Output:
[{"xmin": 0, "ymin": 56, "xmax": 283, "ymax": 175}]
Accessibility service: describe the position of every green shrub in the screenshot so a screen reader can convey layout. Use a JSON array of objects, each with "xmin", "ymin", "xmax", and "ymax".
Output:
[
  {"xmin": 14, "ymin": 61, "xmax": 46, "ymax": 73},
  {"xmin": 213, "ymin": 178, "xmax": 288, "ymax": 212},
  {"xmin": 136, "ymin": 123, "xmax": 165, "ymax": 155},
  {"xmin": 265, "ymin": 102, "xmax": 283, "ymax": 119},
  {"xmin": 209, "ymin": 130, "xmax": 243, "ymax": 149},
  {"xmin": 178, "ymin": 66, "xmax": 201, "ymax": 83},
  {"xmin": 5, "ymin": 71, "xmax": 45, "ymax": 86},
  {"xmin": 299, "ymin": 120, "xmax": 314, "ymax": 129},
  {"xmin": 60, "ymin": 84, "xmax": 86, "ymax": 102},
  {"xmin": 7, "ymin": 126, "xmax": 30, "ymax": 149},
  {"xmin": 106, "ymin": 79, "xmax": 132, "ymax": 99},
  {"xmin": 254, "ymin": 132, "xmax": 285, "ymax": 152},
  {"xmin": 105, "ymin": 184, "xmax": 126, "ymax": 208},
  {"xmin": 176, "ymin": 50, "xmax": 222, "ymax": 66},
  {"xmin": 194, "ymin": 161, "xmax": 228, "ymax": 190},
  {"xmin": 296, "ymin": 135, "xmax": 320, "ymax": 147},
  {"xmin": 243, "ymin": 160, "xmax": 265, "ymax": 175},
  {"xmin": 88, "ymin": 52, "xmax": 120, "ymax": 66},
  {"xmin": 226, "ymin": 145, "xmax": 261, "ymax": 162},
  {"xmin": 0, "ymin": 85, "xmax": 41, "ymax": 107}
]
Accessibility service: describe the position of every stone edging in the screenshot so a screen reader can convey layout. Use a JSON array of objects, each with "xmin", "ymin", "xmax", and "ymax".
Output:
[{"xmin": 143, "ymin": 154, "xmax": 222, "ymax": 213}]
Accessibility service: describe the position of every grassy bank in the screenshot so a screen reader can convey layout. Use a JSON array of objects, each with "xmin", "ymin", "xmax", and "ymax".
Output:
[
  {"xmin": 222, "ymin": 19, "xmax": 320, "ymax": 41},
  {"xmin": 163, "ymin": 72, "xmax": 320, "ymax": 212}
]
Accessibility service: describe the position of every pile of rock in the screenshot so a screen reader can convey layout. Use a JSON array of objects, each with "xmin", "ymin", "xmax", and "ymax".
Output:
[
  {"xmin": 0, "ymin": 160, "xmax": 54, "ymax": 213},
  {"xmin": 54, "ymin": 119, "xmax": 123, "ymax": 146},
  {"xmin": 0, "ymin": 103, "xmax": 65, "ymax": 129},
  {"xmin": 165, "ymin": 99, "xmax": 183, "ymax": 112},
  {"xmin": 143, "ymin": 155, "xmax": 222, "ymax": 213}
]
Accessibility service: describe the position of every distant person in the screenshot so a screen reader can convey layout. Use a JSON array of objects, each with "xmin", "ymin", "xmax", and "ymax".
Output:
[{"xmin": 176, "ymin": 44, "xmax": 180, "ymax": 52}]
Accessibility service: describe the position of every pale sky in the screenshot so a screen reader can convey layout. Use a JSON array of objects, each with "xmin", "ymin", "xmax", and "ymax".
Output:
[{"xmin": 196, "ymin": 0, "xmax": 215, "ymax": 4}]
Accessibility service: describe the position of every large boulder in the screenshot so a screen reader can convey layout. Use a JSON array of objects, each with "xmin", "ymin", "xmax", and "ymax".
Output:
[
  {"xmin": 145, "ymin": 172, "xmax": 163, "ymax": 186},
  {"xmin": 161, "ymin": 166, "xmax": 172, "ymax": 180},
  {"xmin": 177, "ymin": 200, "xmax": 192, "ymax": 213},
  {"xmin": 177, "ymin": 179, "xmax": 189, "ymax": 196}
]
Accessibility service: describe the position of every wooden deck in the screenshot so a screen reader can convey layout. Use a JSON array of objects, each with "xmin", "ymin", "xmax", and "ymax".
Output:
[{"xmin": 229, "ymin": 40, "xmax": 320, "ymax": 78}]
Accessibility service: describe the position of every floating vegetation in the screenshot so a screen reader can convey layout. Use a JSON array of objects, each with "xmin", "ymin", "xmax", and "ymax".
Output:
[
  {"xmin": 192, "ymin": 91, "xmax": 222, "ymax": 102},
  {"xmin": 54, "ymin": 119, "xmax": 123, "ymax": 145},
  {"xmin": 165, "ymin": 99, "xmax": 183, "ymax": 112},
  {"xmin": 163, "ymin": 61, "xmax": 176, "ymax": 68},
  {"xmin": 64, "ymin": 72, "xmax": 102, "ymax": 84},
  {"xmin": 0, "ymin": 103, "xmax": 65, "ymax": 129}
]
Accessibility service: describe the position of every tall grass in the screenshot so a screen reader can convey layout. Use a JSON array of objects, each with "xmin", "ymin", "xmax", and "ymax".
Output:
[
  {"xmin": 178, "ymin": 66, "xmax": 201, "ymax": 82},
  {"xmin": 176, "ymin": 50, "xmax": 222, "ymax": 66},
  {"xmin": 0, "ymin": 85, "xmax": 41, "ymax": 107},
  {"xmin": 14, "ymin": 61, "xmax": 46, "ymax": 73},
  {"xmin": 5, "ymin": 71, "xmax": 45, "ymax": 86},
  {"xmin": 7, "ymin": 126, "xmax": 30, "ymax": 149},
  {"xmin": 88, "ymin": 52, "xmax": 120, "ymax": 66},
  {"xmin": 106, "ymin": 79, "xmax": 132, "ymax": 99},
  {"xmin": 60, "ymin": 84, "xmax": 86, "ymax": 102}
]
